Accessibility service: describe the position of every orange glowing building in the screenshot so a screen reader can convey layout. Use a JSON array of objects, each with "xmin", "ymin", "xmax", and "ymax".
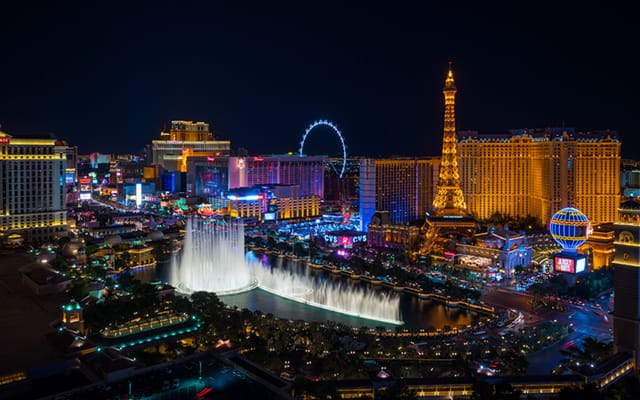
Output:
[
  {"xmin": 151, "ymin": 121, "xmax": 230, "ymax": 172},
  {"xmin": 457, "ymin": 128, "xmax": 620, "ymax": 225}
]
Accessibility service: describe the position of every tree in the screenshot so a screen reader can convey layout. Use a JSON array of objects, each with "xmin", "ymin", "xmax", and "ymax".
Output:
[
  {"xmin": 471, "ymin": 381, "xmax": 521, "ymax": 400},
  {"xmin": 69, "ymin": 278, "xmax": 90, "ymax": 299},
  {"xmin": 450, "ymin": 356, "xmax": 472, "ymax": 377},
  {"xmin": 502, "ymin": 350, "xmax": 529, "ymax": 375},
  {"xmin": 560, "ymin": 337, "xmax": 614, "ymax": 370},
  {"xmin": 603, "ymin": 374, "xmax": 640, "ymax": 400},
  {"xmin": 114, "ymin": 251, "xmax": 131, "ymax": 270},
  {"xmin": 377, "ymin": 382, "xmax": 418, "ymax": 400},
  {"xmin": 292, "ymin": 378, "xmax": 341, "ymax": 400},
  {"xmin": 293, "ymin": 242, "xmax": 306, "ymax": 257},
  {"xmin": 556, "ymin": 384, "xmax": 602, "ymax": 400},
  {"xmin": 152, "ymin": 240, "xmax": 172, "ymax": 262},
  {"xmin": 190, "ymin": 291, "xmax": 224, "ymax": 323}
]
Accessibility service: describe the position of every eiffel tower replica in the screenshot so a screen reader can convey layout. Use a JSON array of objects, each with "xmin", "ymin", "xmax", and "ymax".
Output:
[{"xmin": 425, "ymin": 64, "xmax": 476, "ymax": 239}]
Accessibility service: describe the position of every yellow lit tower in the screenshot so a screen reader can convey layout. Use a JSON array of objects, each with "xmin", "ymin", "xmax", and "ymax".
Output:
[{"xmin": 426, "ymin": 63, "xmax": 475, "ymax": 232}]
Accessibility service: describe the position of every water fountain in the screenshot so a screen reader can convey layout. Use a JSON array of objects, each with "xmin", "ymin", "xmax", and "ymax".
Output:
[
  {"xmin": 253, "ymin": 255, "xmax": 402, "ymax": 324},
  {"xmin": 171, "ymin": 217, "xmax": 402, "ymax": 324},
  {"xmin": 170, "ymin": 218, "xmax": 257, "ymax": 295}
]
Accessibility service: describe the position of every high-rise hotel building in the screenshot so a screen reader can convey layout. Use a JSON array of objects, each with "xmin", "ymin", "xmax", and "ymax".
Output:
[
  {"xmin": 457, "ymin": 128, "xmax": 620, "ymax": 225},
  {"xmin": 0, "ymin": 130, "xmax": 68, "ymax": 243},
  {"xmin": 186, "ymin": 155, "xmax": 325, "ymax": 199},
  {"xmin": 360, "ymin": 157, "xmax": 439, "ymax": 230},
  {"xmin": 152, "ymin": 120, "xmax": 231, "ymax": 172}
]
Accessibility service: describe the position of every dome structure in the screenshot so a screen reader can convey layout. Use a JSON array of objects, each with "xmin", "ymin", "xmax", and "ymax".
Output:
[
  {"xmin": 62, "ymin": 238, "xmax": 85, "ymax": 257},
  {"xmin": 549, "ymin": 207, "xmax": 591, "ymax": 251}
]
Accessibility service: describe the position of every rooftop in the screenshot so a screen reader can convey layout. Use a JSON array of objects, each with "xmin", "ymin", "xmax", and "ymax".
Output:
[{"xmin": 23, "ymin": 268, "xmax": 72, "ymax": 286}]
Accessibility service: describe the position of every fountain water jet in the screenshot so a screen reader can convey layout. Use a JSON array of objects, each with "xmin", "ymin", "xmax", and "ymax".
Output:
[
  {"xmin": 170, "ymin": 217, "xmax": 402, "ymax": 324},
  {"xmin": 170, "ymin": 218, "xmax": 257, "ymax": 295},
  {"xmin": 253, "ymin": 254, "xmax": 402, "ymax": 324}
]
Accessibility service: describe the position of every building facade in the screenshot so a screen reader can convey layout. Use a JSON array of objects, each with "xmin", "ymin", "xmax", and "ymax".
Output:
[
  {"xmin": 359, "ymin": 157, "xmax": 439, "ymax": 231},
  {"xmin": 367, "ymin": 223, "xmax": 420, "ymax": 250},
  {"xmin": 621, "ymin": 159, "xmax": 640, "ymax": 198},
  {"xmin": 585, "ymin": 224, "xmax": 615, "ymax": 270},
  {"xmin": 458, "ymin": 128, "xmax": 620, "ymax": 225},
  {"xmin": 0, "ymin": 131, "xmax": 68, "ymax": 244},
  {"xmin": 186, "ymin": 155, "xmax": 325, "ymax": 199},
  {"xmin": 324, "ymin": 157, "xmax": 360, "ymax": 202},
  {"xmin": 226, "ymin": 186, "xmax": 320, "ymax": 222},
  {"xmin": 456, "ymin": 229, "xmax": 533, "ymax": 278},
  {"xmin": 151, "ymin": 121, "xmax": 230, "ymax": 171},
  {"xmin": 612, "ymin": 200, "xmax": 640, "ymax": 372}
]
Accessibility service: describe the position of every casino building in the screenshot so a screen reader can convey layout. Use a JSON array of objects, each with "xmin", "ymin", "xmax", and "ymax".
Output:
[
  {"xmin": 456, "ymin": 228, "xmax": 532, "ymax": 279},
  {"xmin": 186, "ymin": 155, "xmax": 325, "ymax": 199},
  {"xmin": 457, "ymin": 128, "xmax": 620, "ymax": 225},
  {"xmin": 151, "ymin": 121, "xmax": 230, "ymax": 172},
  {"xmin": 359, "ymin": 157, "xmax": 439, "ymax": 231},
  {"xmin": 0, "ymin": 130, "xmax": 68, "ymax": 244}
]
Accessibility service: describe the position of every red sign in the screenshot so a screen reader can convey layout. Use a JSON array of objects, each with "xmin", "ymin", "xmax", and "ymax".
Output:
[
  {"xmin": 0, "ymin": 137, "xmax": 9, "ymax": 143},
  {"xmin": 79, "ymin": 178, "xmax": 92, "ymax": 184},
  {"xmin": 554, "ymin": 257, "xmax": 575, "ymax": 273}
]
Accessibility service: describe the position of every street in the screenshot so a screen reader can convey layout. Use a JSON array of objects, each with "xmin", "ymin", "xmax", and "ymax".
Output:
[{"xmin": 481, "ymin": 286, "xmax": 613, "ymax": 374}]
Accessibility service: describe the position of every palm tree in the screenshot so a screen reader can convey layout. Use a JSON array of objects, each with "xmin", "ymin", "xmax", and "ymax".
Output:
[{"xmin": 560, "ymin": 337, "xmax": 614, "ymax": 370}]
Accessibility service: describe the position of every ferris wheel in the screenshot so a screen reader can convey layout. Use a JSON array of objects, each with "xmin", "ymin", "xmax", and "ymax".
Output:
[{"xmin": 298, "ymin": 120, "xmax": 347, "ymax": 178}]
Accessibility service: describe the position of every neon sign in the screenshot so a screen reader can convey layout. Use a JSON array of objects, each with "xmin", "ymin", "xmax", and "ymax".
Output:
[{"xmin": 554, "ymin": 257, "xmax": 574, "ymax": 273}]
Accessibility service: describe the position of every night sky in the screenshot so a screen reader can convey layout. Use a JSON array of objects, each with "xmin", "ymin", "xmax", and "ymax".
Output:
[{"xmin": 0, "ymin": 2, "xmax": 637, "ymax": 158}]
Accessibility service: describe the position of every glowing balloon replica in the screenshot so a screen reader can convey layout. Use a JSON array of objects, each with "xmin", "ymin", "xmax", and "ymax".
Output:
[
  {"xmin": 549, "ymin": 207, "xmax": 592, "ymax": 251},
  {"xmin": 549, "ymin": 207, "xmax": 591, "ymax": 274}
]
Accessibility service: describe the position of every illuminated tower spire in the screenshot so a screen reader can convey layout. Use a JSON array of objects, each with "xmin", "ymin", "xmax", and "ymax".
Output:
[{"xmin": 432, "ymin": 62, "xmax": 468, "ymax": 214}]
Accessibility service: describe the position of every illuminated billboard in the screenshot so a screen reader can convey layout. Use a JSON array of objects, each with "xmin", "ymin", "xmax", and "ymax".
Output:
[
  {"xmin": 575, "ymin": 258, "xmax": 586, "ymax": 273},
  {"xmin": 554, "ymin": 257, "xmax": 575, "ymax": 273},
  {"xmin": 554, "ymin": 254, "xmax": 587, "ymax": 274}
]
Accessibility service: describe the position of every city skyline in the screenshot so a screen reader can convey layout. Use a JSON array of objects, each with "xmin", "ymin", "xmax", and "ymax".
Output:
[
  {"xmin": 0, "ymin": 3, "xmax": 638, "ymax": 158},
  {"xmin": 1, "ymin": 4, "xmax": 640, "ymax": 398}
]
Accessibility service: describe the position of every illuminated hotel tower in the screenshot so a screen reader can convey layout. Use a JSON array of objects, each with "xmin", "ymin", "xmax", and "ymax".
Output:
[
  {"xmin": 0, "ymin": 130, "xmax": 68, "ymax": 243},
  {"xmin": 427, "ymin": 64, "xmax": 475, "ymax": 230},
  {"xmin": 457, "ymin": 128, "xmax": 620, "ymax": 225},
  {"xmin": 613, "ymin": 200, "xmax": 640, "ymax": 371},
  {"xmin": 151, "ymin": 120, "xmax": 231, "ymax": 172}
]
